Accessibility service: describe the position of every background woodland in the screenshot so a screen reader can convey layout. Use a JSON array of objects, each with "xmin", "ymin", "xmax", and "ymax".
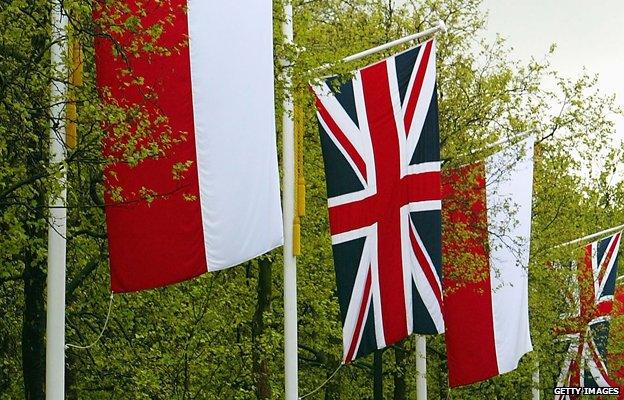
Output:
[{"xmin": 1, "ymin": 0, "xmax": 624, "ymax": 398}]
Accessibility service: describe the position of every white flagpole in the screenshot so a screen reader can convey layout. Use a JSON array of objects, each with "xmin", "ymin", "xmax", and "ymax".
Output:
[
  {"xmin": 532, "ymin": 363, "xmax": 540, "ymax": 400},
  {"xmin": 315, "ymin": 20, "xmax": 446, "ymax": 73},
  {"xmin": 415, "ymin": 335, "xmax": 427, "ymax": 400},
  {"xmin": 342, "ymin": 20, "xmax": 445, "ymax": 64},
  {"xmin": 281, "ymin": 1, "xmax": 298, "ymax": 399},
  {"xmin": 556, "ymin": 224, "xmax": 624, "ymax": 248},
  {"xmin": 47, "ymin": 1, "xmax": 68, "ymax": 399}
]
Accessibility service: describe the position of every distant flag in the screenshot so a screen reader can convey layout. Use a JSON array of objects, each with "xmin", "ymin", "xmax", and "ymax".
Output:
[
  {"xmin": 94, "ymin": 1, "xmax": 283, "ymax": 292},
  {"xmin": 607, "ymin": 279, "xmax": 624, "ymax": 399},
  {"xmin": 555, "ymin": 233, "xmax": 622, "ymax": 398},
  {"xmin": 313, "ymin": 39, "xmax": 443, "ymax": 363},
  {"xmin": 442, "ymin": 137, "xmax": 535, "ymax": 387}
]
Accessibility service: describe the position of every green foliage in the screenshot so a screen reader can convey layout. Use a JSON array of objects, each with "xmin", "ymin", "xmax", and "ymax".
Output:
[{"xmin": 1, "ymin": 0, "xmax": 623, "ymax": 399}]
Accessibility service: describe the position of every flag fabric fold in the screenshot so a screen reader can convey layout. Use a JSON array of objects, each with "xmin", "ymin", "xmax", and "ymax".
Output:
[
  {"xmin": 442, "ymin": 137, "xmax": 535, "ymax": 387},
  {"xmin": 313, "ymin": 39, "xmax": 443, "ymax": 363},
  {"xmin": 95, "ymin": 0, "xmax": 283, "ymax": 293}
]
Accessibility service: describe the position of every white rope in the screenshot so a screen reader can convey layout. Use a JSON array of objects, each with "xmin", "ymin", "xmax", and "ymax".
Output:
[
  {"xmin": 66, "ymin": 293, "xmax": 114, "ymax": 350},
  {"xmin": 299, "ymin": 364, "xmax": 343, "ymax": 400}
]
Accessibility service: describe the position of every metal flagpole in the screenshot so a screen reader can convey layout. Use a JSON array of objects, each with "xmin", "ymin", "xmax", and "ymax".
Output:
[
  {"xmin": 373, "ymin": 350, "xmax": 383, "ymax": 400},
  {"xmin": 314, "ymin": 20, "xmax": 446, "ymax": 73},
  {"xmin": 47, "ymin": 1, "xmax": 68, "ymax": 399},
  {"xmin": 532, "ymin": 363, "xmax": 540, "ymax": 400},
  {"xmin": 556, "ymin": 223, "xmax": 624, "ymax": 248},
  {"xmin": 281, "ymin": 1, "xmax": 298, "ymax": 399},
  {"xmin": 343, "ymin": 20, "xmax": 445, "ymax": 63},
  {"xmin": 415, "ymin": 335, "xmax": 427, "ymax": 400}
]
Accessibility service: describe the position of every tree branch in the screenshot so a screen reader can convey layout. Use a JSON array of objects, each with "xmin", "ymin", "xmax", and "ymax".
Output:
[{"xmin": 66, "ymin": 259, "xmax": 101, "ymax": 304}]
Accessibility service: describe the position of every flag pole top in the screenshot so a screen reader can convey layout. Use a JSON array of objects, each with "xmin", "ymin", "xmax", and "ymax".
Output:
[
  {"xmin": 313, "ymin": 21, "xmax": 448, "ymax": 76},
  {"xmin": 341, "ymin": 20, "xmax": 447, "ymax": 64}
]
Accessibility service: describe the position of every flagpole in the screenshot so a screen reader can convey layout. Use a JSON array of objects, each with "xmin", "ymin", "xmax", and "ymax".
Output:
[
  {"xmin": 415, "ymin": 335, "xmax": 427, "ymax": 400},
  {"xmin": 314, "ymin": 20, "xmax": 446, "ymax": 74},
  {"xmin": 281, "ymin": 1, "xmax": 298, "ymax": 399},
  {"xmin": 532, "ymin": 363, "xmax": 540, "ymax": 400},
  {"xmin": 47, "ymin": 1, "xmax": 68, "ymax": 399},
  {"xmin": 373, "ymin": 350, "xmax": 383, "ymax": 400},
  {"xmin": 556, "ymin": 223, "xmax": 624, "ymax": 248},
  {"xmin": 342, "ymin": 20, "xmax": 446, "ymax": 64}
]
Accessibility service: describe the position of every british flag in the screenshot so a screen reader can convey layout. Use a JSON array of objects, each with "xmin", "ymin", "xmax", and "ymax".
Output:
[
  {"xmin": 313, "ymin": 39, "xmax": 443, "ymax": 363},
  {"xmin": 556, "ymin": 232, "xmax": 622, "ymax": 399}
]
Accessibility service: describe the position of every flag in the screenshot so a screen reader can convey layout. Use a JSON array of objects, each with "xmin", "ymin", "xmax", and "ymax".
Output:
[
  {"xmin": 607, "ymin": 280, "xmax": 624, "ymax": 399},
  {"xmin": 555, "ymin": 233, "xmax": 622, "ymax": 399},
  {"xmin": 313, "ymin": 39, "xmax": 443, "ymax": 363},
  {"xmin": 442, "ymin": 137, "xmax": 535, "ymax": 387},
  {"xmin": 94, "ymin": 1, "xmax": 283, "ymax": 292}
]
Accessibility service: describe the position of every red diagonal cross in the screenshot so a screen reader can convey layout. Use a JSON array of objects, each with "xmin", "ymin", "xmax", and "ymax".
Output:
[
  {"xmin": 322, "ymin": 59, "xmax": 440, "ymax": 347},
  {"xmin": 560, "ymin": 248, "xmax": 614, "ymax": 336}
]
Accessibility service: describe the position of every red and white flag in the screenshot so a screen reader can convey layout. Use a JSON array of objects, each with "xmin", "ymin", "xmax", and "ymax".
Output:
[
  {"xmin": 442, "ymin": 137, "xmax": 535, "ymax": 387},
  {"xmin": 95, "ymin": 1, "xmax": 283, "ymax": 293}
]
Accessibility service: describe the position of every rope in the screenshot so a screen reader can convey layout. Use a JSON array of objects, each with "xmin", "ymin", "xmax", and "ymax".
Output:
[
  {"xmin": 299, "ymin": 364, "xmax": 343, "ymax": 400},
  {"xmin": 66, "ymin": 293, "xmax": 114, "ymax": 350}
]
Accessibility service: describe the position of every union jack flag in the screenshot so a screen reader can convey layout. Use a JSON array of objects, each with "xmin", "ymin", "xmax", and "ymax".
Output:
[
  {"xmin": 313, "ymin": 39, "xmax": 443, "ymax": 363},
  {"xmin": 556, "ymin": 232, "xmax": 622, "ymax": 399}
]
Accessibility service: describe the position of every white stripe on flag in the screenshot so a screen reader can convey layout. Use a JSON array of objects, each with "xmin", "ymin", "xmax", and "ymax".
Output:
[
  {"xmin": 188, "ymin": 1, "xmax": 283, "ymax": 270},
  {"xmin": 485, "ymin": 136, "xmax": 535, "ymax": 373}
]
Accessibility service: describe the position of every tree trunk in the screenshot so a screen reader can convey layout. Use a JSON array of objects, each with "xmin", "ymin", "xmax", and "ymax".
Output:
[
  {"xmin": 252, "ymin": 258, "xmax": 273, "ymax": 399},
  {"xmin": 393, "ymin": 346, "xmax": 407, "ymax": 400},
  {"xmin": 22, "ymin": 229, "xmax": 46, "ymax": 400}
]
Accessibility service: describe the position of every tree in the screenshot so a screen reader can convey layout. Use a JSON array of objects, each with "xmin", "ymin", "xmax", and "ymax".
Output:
[{"xmin": 1, "ymin": 0, "xmax": 622, "ymax": 399}]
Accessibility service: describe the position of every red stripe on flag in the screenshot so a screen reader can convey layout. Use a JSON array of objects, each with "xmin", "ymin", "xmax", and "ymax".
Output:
[
  {"xmin": 409, "ymin": 225, "xmax": 442, "ymax": 307},
  {"xmin": 344, "ymin": 268, "xmax": 373, "ymax": 363},
  {"xmin": 442, "ymin": 162, "xmax": 499, "ymax": 387},
  {"xmin": 403, "ymin": 40, "xmax": 433, "ymax": 135},
  {"xmin": 327, "ymin": 172, "xmax": 440, "ymax": 236},
  {"xmin": 314, "ymin": 95, "xmax": 368, "ymax": 181},
  {"xmin": 95, "ymin": 1, "xmax": 207, "ymax": 292},
  {"xmin": 581, "ymin": 245, "xmax": 596, "ymax": 315},
  {"xmin": 360, "ymin": 60, "xmax": 409, "ymax": 346},
  {"xmin": 607, "ymin": 286, "xmax": 624, "ymax": 398}
]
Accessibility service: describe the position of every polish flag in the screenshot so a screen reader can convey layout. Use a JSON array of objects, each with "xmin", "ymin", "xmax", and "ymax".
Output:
[
  {"xmin": 442, "ymin": 137, "xmax": 535, "ymax": 387},
  {"xmin": 95, "ymin": 1, "xmax": 283, "ymax": 293}
]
